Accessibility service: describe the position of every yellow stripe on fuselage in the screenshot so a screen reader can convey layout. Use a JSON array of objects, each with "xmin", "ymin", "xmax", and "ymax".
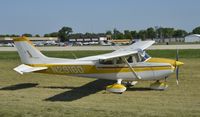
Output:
[{"xmin": 28, "ymin": 64, "xmax": 173, "ymax": 75}]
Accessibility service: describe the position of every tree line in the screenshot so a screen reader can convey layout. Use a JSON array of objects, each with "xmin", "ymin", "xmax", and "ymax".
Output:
[{"xmin": 1, "ymin": 26, "xmax": 200, "ymax": 42}]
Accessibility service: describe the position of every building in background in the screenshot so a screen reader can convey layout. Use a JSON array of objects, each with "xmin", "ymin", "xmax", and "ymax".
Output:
[
  {"xmin": 185, "ymin": 34, "xmax": 200, "ymax": 43},
  {"xmin": 69, "ymin": 37, "xmax": 105, "ymax": 45}
]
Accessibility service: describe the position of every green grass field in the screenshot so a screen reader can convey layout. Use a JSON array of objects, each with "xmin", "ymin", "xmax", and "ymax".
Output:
[{"xmin": 0, "ymin": 50, "xmax": 200, "ymax": 117}]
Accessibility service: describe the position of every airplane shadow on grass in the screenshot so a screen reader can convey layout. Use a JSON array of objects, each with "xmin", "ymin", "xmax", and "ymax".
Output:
[
  {"xmin": 0, "ymin": 83, "xmax": 38, "ymax": 90},
  {"xmin": 44, "ymin": 79, "xmax": 115, "ymax": 102},
  {"xmin": 0, "ymin": 81, "xmax": 153, "ymax": 102},
  {"xmin": 44, "ymin": 80, "xmax": 155, "ymax": 102}
]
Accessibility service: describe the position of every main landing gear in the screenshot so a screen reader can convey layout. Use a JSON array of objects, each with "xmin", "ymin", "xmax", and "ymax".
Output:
[
  {"xmin": 150, "ymin": 80, "xmax": 168, "ymax": 90},
  {"xmin": 106, "ymin": 79, "xmax": 127, "ymax": 94},
  {"xmin": 106, "ymin": 79, "xmax": 168, "ymax": 93}
]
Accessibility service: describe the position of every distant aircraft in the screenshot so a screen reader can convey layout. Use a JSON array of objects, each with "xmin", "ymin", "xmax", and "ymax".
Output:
[{"xmin": 13, "ymin": 37, "xmax": 183, "ymax": 93}]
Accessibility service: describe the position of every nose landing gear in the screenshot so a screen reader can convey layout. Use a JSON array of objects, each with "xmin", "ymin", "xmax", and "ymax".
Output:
[{"xmin": 150, "ymin": 80, "xmax": 168, "ymax": 90}]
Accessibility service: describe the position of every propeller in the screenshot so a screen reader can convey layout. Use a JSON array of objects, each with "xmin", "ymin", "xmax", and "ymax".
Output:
[{"xmin": 175, "ymin": 49, "xmax": 179, "ymax": 85}]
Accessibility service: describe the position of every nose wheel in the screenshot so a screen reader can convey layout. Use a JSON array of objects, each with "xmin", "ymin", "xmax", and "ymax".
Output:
[{"xmin": 150, "ymin": 80, "xmax": 168, "ymax": 90}]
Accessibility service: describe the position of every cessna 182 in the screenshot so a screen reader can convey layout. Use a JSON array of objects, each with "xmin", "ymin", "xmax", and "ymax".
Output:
[{"xmin": 13, "ymin": 37, "xmax": 184, "ymax": 93}]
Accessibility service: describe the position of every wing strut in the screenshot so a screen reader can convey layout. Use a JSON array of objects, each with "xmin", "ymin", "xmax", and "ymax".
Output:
[{"xmin": 121, "ymin": 57, "xmax": 141, "ymax": 80}]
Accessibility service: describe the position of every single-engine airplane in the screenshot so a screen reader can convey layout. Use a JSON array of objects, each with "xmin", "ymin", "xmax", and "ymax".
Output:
[{"xmin": 13, "ymin": 37, "xmax": 184, "ymax": 93}]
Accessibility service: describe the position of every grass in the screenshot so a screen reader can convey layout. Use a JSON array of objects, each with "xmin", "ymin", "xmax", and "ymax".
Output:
[{"xmin": 0, "ymin": 50, "xmax": 200, "ymax": 117}]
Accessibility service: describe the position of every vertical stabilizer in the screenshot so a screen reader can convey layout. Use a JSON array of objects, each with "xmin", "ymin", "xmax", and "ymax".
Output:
[{"xmin": 13, "ymin": 37, "xmax": 47, "ymax": 64}]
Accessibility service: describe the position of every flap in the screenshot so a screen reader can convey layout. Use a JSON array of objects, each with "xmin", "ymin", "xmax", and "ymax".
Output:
[{"xmin": 14, "ymin": 64, "xmax": 47, "ymax": 74}]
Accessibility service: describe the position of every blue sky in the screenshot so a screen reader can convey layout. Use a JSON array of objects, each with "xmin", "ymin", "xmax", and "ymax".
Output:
[{"xmin": 0, "ymin": 0, "xmax": 200, "ymax": 35}]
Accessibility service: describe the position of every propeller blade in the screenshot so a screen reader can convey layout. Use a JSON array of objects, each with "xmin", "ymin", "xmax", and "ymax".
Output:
[
  {"xmin": 176, "ymin": 49, "xmax": 179, "ymax": 61},
  {"xmin": 176, "ymin": 67, "xmax": 179, "ymax": 85},
  {"xmin": 175, "ymin": 49, "xmax": 179, "ymax": 85}
]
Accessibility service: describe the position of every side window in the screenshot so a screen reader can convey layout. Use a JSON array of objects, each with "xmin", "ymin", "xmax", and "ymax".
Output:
[
  {"xmin": 99, "ymin": 59, "xmax": 114, "ymax": 65},
  {"xmin": 127, "ymin": 56, "xmax": 133, "ymax": 63},
  {"xmin": 99, "ymin": 53, "xmax": 143, "ymax": 65},
  {"xmin": 116, "ymin": 58, "xmax": 124, "ymax": 64},
  {"xmin": 115, "ymin": 54, "xmax": 140, "ymax": 64},
  {"xmin": 131, "ymin": 54, "xmax": 140, "ymax": 63}
]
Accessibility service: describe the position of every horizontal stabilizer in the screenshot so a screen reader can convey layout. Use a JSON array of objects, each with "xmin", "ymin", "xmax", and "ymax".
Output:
[{"xmin": 14, "ymin": 64, "xmax": 47, "ymax": 74}]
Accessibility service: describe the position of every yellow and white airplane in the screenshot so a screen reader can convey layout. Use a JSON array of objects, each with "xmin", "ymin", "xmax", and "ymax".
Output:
[{"xmin": 13, "ymin": 37, "xmax": 184, "ymax": 93}]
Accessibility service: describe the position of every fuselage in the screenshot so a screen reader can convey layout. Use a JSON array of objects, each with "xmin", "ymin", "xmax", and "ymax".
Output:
[{"xmin": 30, "ymin": 57, "xmax": 175, "ymax": 81}]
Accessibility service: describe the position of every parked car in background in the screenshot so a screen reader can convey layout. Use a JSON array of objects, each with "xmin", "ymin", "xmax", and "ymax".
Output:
[
  {"xmin": 58, "ymin": 42, "xmax": 66, "ymax": 46},
  {"xmin": 3, "ymin": 43, "xmax": 15, "ymax": 47}
]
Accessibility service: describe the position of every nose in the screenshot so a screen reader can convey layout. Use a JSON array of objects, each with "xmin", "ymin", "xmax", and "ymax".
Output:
[{"xmin": 175, "ymin": 61, "xmax": 184, "ymax": 66}]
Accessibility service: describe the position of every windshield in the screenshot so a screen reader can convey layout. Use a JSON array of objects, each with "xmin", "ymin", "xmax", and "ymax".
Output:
[{"xmin": 140, "ymin": 51, "xmax": 151, "ymax": 61}]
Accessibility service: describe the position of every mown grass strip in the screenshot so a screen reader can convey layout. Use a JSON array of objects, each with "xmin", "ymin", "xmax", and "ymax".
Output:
[{"xmin": 0, "ymin": 49, "xmax": 199, "ymax": 60}]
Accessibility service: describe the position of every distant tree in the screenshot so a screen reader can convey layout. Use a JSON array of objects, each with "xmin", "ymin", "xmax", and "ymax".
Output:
[
  {"xmin": 69, "ymin": 33, "xmax": 84, "ymax": 39},
  {"xmin": 138, "ymin": 30, "xmax": 147, "ymax": 40},
  {"xmin": 10, "ymin": 34, "xmax": 20, "ymax": 37},
  {"xmin": 124, "ymin": 30, "xmax": 132, "ymax": 39},
  {"xmin": 50, "ymin": 32, "xmax": 59, "ymax": 37},
  {"xmin": 113, "ymin": 28, "xmax": 120, "ymax": 34},
  {"xmin": 22, "ymin": 33, "xmax": 32, "ymax": 37},
  {"xmin": 35, "ymin": 34, "xmax": 40, "ymax": 37},
  {"xmin": 156, "ymin": 27, "xmax": 175, "ymax": 38},
  {"xmin": 58, "ymin": 26, "xmax": 73, "ymax": 42},
  {"xmin": 130, "ymin": 31, "xmax": 138, "ymax": 39},
  {"xmin": 192, "ymin": 26, "xmax": 200, "ymax": 34},
  {"xmin": 156, "ymin": 27, "xmax": 164, "ymax": 39},
  {"xmin": 117, "ymin": 33, "xmax": 124, "ymax": 39},
  {"xmin": 173, "ymin": 29, "xmax": 187, "ymax": 38},
  {"xmin": 106, "ymin": 30, "xmax": 112, "ymax": 35},
  {"xmin": 43, "ymin": 32, "xmax": 58, "ymax": 37},
  {"xmin": 112, "ymin": 28, "xmax": 124, "ymax": 39},
  {"xmin": 44, "ymin": 34, "xmax": 50, "ymax": 37},
  {"xmin": 97, "ymin": 33, "xmax": 106, "ymax": 37},
  {"xmin": 163, "ymin": 28, "xmax": 174, "ymax": 38},
  {"xmin": 146, "ymin": 27, "xmax": 156, "ymax": 39},
  {"xmin": 84, "ymin": 32, "xmax": 93, "ymax": 38}
]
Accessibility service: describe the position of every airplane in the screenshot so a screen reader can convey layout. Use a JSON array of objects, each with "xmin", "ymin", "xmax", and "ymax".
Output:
[{"xmin": 13, "ymin": 37, "xmax": 184, "ymax": 93}]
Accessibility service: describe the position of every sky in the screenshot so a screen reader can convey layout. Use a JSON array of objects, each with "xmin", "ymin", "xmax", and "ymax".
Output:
[{"xmin": 0, "ymin": 0, "xmax": 200, "ymax": 35}]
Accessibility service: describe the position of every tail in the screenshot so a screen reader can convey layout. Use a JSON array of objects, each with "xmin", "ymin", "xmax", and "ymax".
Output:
[{"xmin": 13, "ymin": 37, "xmax": 47, "ymax": 64}]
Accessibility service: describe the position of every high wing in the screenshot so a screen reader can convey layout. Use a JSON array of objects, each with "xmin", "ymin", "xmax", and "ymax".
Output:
[
  {"xmin": 78, "ymin": 50, "xmax": 138, "ymax": 61},
  {"xmin": 78, "ymin": 40, "xmax": 155, "ymax": 61},
  {"xmin": 14, "ymin": 64, "xmax": 47, "ymax": 74},
  {"xmin": 116, "ymin": 40, "xmax": 155, "ymax": 52}
]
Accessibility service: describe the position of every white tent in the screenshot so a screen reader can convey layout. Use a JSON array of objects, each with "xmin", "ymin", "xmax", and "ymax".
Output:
[{"xmin": 185, "ymin": 34, "xmax": 200, "ymax": 42}]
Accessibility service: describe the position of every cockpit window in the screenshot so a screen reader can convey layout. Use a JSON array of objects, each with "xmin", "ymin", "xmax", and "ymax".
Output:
[{"xmin": 144, "ymin": 52, "xmax": 150, "ymax": 59}]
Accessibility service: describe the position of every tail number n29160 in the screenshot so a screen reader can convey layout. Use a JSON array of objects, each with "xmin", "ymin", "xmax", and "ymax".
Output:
[{"xmin": 52, "ymin": 66, "xmax": 84, "ymax": 74}]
